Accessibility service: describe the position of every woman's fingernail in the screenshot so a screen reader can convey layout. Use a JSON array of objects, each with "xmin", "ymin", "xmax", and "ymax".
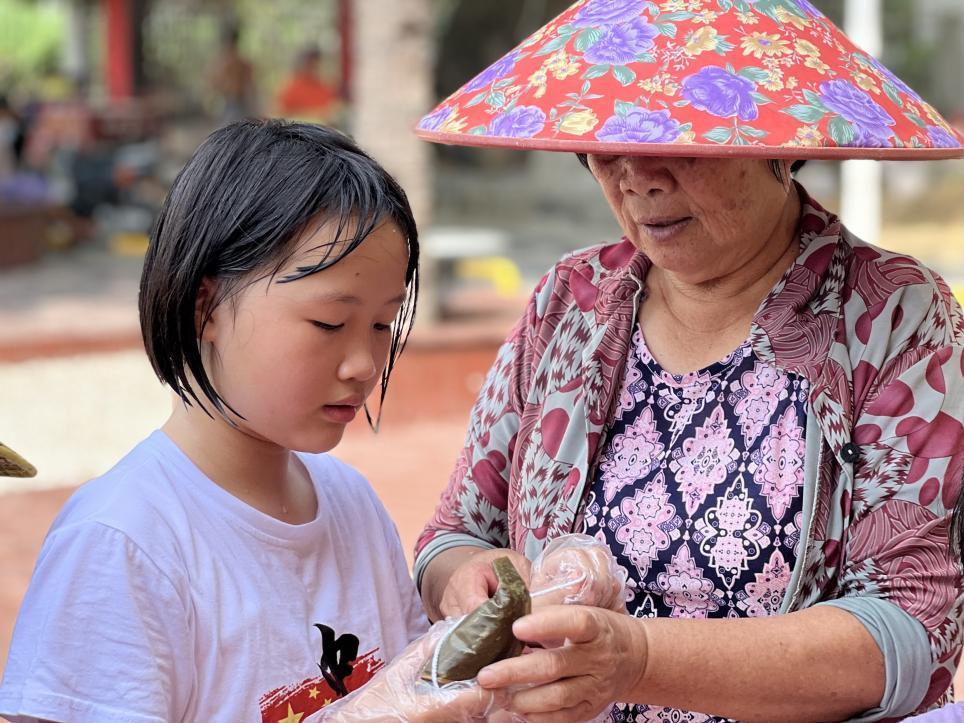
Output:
[{"xmin": 477, "ymin": 668, "xmax": 495, "ymax": 686}]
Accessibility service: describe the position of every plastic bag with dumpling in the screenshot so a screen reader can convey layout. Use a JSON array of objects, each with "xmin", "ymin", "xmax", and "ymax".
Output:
[
  {"xmin": 322, "ymin": 539, "xmax": 626, "ymax": 721},
  {"xmin": 318, "ymin": 615, "xmax": 508, "ymax": 722}
]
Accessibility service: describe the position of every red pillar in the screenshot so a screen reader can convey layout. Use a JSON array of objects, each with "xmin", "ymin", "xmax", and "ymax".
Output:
[
  {"xmin": 104, "ymin": 0, "xmax": 135, "ymax": 98},
  {"xmin": 338, "ymin": 0, "xmax": 353, "ymax": 102}
]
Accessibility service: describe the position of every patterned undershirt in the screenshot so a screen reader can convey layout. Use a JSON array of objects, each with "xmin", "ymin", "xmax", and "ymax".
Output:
[{"xmin": 582, "ymin": 327, "xmax": 808, "ymax": 723}]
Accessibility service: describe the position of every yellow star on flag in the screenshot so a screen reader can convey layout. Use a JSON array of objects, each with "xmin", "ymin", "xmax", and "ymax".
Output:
[
  {"xmin": 307, "ymin": 687, "xmax": 320, "ymax": 700},
  {"xmin": 278, "ymin": 703, "xmax": 304, "ymax": 723}
]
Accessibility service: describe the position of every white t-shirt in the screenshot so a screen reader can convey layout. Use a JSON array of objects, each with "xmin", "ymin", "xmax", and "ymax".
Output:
[{"xmin": 0, "ymin": 430, "xmax": 428, "ymax": 723}]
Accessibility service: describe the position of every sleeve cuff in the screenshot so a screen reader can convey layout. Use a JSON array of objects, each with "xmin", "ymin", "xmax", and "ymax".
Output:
[
  {"xmin": 817, "ymin": 596, "xmax": 931, "ymax": 721},
  {"xmin": 413, "ymin": 532, "xmax": 496, "ymax": 591}
]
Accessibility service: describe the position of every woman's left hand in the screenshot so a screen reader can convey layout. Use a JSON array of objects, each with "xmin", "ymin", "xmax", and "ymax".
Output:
[{"xmin": 477, "ymin": 605, "xmax": 648, "ymax": 722}]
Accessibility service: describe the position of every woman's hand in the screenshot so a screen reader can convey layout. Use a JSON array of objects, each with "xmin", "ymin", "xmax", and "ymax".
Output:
[
  {"xmin": 438, "ymin": 547, "xmax": 533, "ymax": 619},
  {"xmin": 322, "ymin": 620, "xmax": 503, "ymax": 722},
  {"xmin": 477, "ymin": 605, "xmax": 648, "ymax": 722}
]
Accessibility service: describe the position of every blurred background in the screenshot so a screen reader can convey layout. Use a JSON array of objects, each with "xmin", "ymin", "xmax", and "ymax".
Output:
[{"xmin": 0, "ymin": 0, "xmax": 962, "ymax": 691}]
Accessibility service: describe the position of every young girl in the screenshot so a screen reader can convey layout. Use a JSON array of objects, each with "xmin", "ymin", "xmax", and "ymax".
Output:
[{"xmin": 0, "ymin": 120, "xmax": 489, "ymax": 723}]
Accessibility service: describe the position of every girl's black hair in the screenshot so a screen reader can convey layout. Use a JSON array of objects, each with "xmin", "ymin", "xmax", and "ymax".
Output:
[
  {"xmin": 139, "ymin": 119, "xmax": 418, "ymax": 427},
  {"xmin": 575, "ymin": 153, "xmax": 807, "ymax": 177}
]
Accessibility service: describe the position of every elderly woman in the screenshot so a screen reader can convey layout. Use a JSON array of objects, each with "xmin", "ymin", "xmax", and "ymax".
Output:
[{"xmin": 413, "ymin": 1, "xmax": 964, "ymax": 721}]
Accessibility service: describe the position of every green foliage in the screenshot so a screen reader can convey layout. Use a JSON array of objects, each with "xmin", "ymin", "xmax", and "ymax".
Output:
[{"xmin": 0, "ymin": 0, "xmax": 66, "ymax": 91}]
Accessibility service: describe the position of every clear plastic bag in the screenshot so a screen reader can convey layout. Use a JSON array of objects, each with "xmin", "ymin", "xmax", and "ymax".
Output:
[
  {"xmin": 319, "ymin": 616, "xmax": 506, "ymax": 722},
  {"xmin": 530, "ymin": 533, "xmax": 628, "ymax": 612}
]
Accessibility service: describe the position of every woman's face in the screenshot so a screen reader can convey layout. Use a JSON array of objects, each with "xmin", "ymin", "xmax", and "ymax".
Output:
[
  {"xmin": 586, "ymin": 155, "xmax": 796, "ymax": 284},
  {"xmin": 200, "ymin": 221, "xmax": 409, "ymax": 454}
]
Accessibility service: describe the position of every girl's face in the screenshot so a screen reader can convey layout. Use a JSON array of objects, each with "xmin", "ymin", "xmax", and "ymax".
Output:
[{"xmin": 200, "ymin": 221, "xmax": 410, "ymax": 453}]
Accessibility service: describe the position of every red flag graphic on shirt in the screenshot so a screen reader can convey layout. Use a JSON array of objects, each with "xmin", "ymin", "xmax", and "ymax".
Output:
[{"xmin": 259, "ymin": 648, "xmax": 384, "ymax": 723}]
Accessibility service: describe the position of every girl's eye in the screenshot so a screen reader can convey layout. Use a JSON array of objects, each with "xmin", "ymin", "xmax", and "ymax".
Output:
[
  {"xmin": 373, "ymin": 323, "xmax": 392, "ymax": 332},
  {"xmin": 311, "ymin": 321, "xmax": 344, "ymax": 331}
]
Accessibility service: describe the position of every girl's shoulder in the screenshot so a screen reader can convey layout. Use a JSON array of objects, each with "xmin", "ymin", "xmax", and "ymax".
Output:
[
  {"xmin": 47, "ymin": 431, "xmax": 207, "ymax": 574},
  {"xmin": 54, "ymin": 431, "xmax": 187, "ymax": 529}
]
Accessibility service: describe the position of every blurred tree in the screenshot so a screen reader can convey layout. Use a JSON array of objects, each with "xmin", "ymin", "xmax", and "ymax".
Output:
[{"xmin": 0, "ymin": 0, "xmax": 66, "ymax": 94}]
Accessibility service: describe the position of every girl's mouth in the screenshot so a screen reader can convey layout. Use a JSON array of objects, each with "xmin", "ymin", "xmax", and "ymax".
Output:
[{"xmin": 321, "ymin": 405, "xmax": 359, "ymax": 424}]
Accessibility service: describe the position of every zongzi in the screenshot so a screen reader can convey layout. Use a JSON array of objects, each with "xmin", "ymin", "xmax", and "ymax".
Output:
[{"xmin": 420, "ymin": 556, "xmax": 530, "ymax": 685}]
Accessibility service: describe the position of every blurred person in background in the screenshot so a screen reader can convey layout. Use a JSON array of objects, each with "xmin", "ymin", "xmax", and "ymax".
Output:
[
  {"xmin": 0, "ymin": 95, "xmax": 25, "ymax": 177},
  {"xmin": 0, "ymin": 93, "xmax": 48, "ymax": 207},
  {"xmin": 412, "ymin": 1, "xmax": 964, "ymax": 721},
  {"xmin": 276, "ymin": 45, "xmax": 341, "ymax": 125},
  {"xmin": 206, "ymin": 24, "xmax": 256, "ymax": 122}
]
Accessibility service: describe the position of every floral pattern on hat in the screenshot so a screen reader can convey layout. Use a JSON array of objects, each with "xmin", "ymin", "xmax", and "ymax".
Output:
[{"xmin": 416, "ymin": 0, "xmax": 962, "ymax": 158}]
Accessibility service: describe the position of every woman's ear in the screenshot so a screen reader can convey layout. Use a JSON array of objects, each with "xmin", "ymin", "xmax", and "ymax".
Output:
[{"xmin": 195, "ymin": 277, "xmax": 218, "ymax": 343}]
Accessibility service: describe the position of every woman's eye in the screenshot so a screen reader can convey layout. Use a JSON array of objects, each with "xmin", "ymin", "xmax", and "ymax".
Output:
[
  {"xmin": 311, "ymin": 321, "xmax": 344, "ymax": 331},
  {"xmin": 373, "ymin": 323, "xmax": 393, "ymax": 332}
]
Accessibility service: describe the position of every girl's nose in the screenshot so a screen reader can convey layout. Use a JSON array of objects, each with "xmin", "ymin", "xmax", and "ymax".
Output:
[{"xmin": 338, "ymin": 338, "xmax": 378, "ymax": 383}]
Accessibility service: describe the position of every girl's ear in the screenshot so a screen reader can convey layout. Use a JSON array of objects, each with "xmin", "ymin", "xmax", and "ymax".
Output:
[{"xmin": 195, "ymin": 277, "xmax": 218, "ymax": 343}]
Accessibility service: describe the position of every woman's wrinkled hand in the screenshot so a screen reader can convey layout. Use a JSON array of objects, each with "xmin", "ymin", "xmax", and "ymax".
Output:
[
  {"xmin": 477, "ymin": 605, "xmax": 648, "ymax": 723},
  {"xmin": 439, "ymin": 548, "xmax": 533, "ymax": 619}
]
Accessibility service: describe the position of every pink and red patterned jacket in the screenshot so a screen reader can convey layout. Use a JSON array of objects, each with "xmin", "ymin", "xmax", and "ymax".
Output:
[{"xmin": 414, "ymin": 190, "xmax": 964, "ymax": 721}]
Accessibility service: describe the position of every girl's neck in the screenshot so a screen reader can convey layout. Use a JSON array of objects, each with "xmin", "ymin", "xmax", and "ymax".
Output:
[{"xmin": 162, "ymin": 399, "xmax": 318, "ymax": 525}]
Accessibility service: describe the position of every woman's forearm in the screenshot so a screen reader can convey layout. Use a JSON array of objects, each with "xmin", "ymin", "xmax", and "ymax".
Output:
[{"xmin": 631, "ymin": 605, "xmax": 885, "ymax": 722}]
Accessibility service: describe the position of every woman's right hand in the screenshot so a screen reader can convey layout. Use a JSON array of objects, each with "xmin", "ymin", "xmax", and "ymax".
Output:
[{"xmin": 437, "ymin": 548, "xmax": 533, "ymax": 619}]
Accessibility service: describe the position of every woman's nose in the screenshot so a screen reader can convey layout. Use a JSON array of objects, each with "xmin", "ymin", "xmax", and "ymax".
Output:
[{"xmin": 618, "ymin": 156, "xmax": 675, "ymax": 197}]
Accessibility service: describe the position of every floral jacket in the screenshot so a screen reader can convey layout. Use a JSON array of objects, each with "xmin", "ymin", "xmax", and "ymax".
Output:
[{"xmin": 414, "ymin": 190, "xmax": 964, "ymax": 721}]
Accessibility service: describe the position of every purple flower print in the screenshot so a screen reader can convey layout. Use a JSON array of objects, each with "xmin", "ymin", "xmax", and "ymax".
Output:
[
  {"xmin": 927, "ymin": 125, "xmax": 960, "ymax": 149},
  {"xmin": 792, "ymin": 0, "xmax": 822, "ymax": 17},
  {"xmin": 819, "ymin": 79, "xmax": 895, "ymax": 145},
  {"xmin": 418, "ymin": 106, "xmax": 453, "ymax": 131},
  {"xmin": 464, "ymin": 51, "xmax": 519, "ymax": 93},
  {"xmin": 489, "ymin": 105, "xmax": 547, "ymax": 138},
  {"xmin": 583, "ymin": 16, "xmax": 659, "ymax": 65},
  {"xmin": 681, "ymin": 66, "xmax": 758, "ymax": 121},
  {"xmin": 596, "ymin": 107, "xmax": 680, "ymax": 143},
  {"xmin": 572, "ymin": 0, "xmax": 645, "ymax": 28}
]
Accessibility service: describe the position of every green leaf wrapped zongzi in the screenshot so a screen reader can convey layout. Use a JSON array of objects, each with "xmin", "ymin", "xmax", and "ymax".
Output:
[{"xmin": 420, "ymin": 556, "xmax": 530, "ymax": 685}]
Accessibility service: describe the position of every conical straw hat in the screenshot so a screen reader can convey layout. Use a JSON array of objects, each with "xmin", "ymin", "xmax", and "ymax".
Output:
[{"xmin": 416, "ymin": 0, "xmax": 962, "ymax": 159}]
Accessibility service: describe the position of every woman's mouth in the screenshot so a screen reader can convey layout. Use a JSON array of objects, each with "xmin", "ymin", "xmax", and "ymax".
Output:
[{"xmin": 639, "ymin": 216, "xmax": 692, "ymax": 242}]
